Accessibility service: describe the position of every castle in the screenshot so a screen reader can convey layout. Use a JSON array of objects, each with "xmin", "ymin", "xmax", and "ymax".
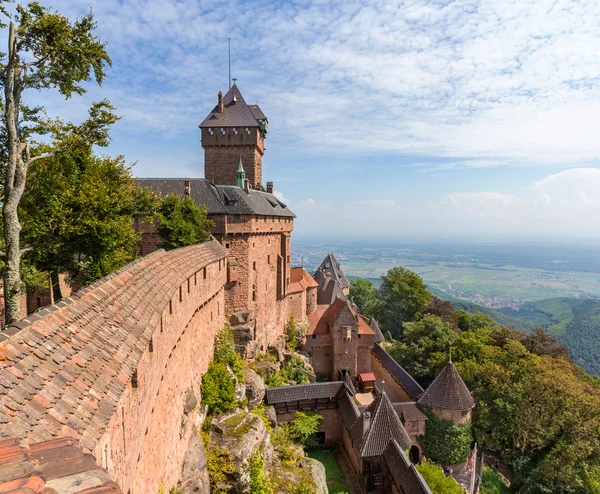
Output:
[{"xmin": 0, "ymin": 84, "xmax": 477, "ymax": 494}]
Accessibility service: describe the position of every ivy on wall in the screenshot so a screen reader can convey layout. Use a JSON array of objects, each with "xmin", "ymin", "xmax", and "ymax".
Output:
[{"xmin": 418, "ymin": 411, "xmax": 472, "ymax": 465}]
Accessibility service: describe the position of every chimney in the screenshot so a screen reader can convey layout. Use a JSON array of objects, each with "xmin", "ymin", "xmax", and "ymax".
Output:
[
  {"xmin": 362, "ymin": 411, "xmax": 371, "ymax": 436},
  {"xmin": 244, "ymin": 178, "xmax": 250, "ymax": 194},
  {"xmin": 217, "ymin": 91, "xmax": 224, "ymax": 113},
  {"xmin": 184, "ymin": 179, "xmax": 191, "ymax": 197},
  {"xmin": 266, "ymin": 181, "xmax": 274, "ymax": 194}
]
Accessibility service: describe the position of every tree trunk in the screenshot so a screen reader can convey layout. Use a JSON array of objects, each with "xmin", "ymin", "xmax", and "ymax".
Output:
[
  {"xmin": 50, "ymin": 270, "xmax": 62, "ymax": 303},
  {"xmin": 3, "ymin": 22, "xmax": 25, "ymax": 324}
]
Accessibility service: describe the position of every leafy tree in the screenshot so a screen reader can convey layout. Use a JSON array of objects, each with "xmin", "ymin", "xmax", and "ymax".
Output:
[
  {"xmin": 349, "ymin": 278, "xmax": 378, "ymax": 318},
  {"xmin": 249, "ymin": 451, "xmax": 274, "ymax": 494},
  {"xmin": 1, "ymin": 2, "xmax": 111, "ymax": 323},
  {"xmin": 418, "ymin": 412, "xmax": 472, "ymax": 465},
  {"xmin": 456, "ymin": 310, "xmax": 499, "ymax": 332},
  {"xmin": 376, "ymin": 267, "xmax": 431, "ymax": 338},
  {"xmin": 389, "ymin": 314, "xmax": 457, "ymax": 385},
  {"xmin": 288, "ymin": 411, "xmax": 323, "ymax": 448},
  {"xmin": 19, "ymin": 103, "xmax": 158, "ymax": 299},
  {"xmin": 201, "ymin": 361, "xmax": 237, "ymax": 415},
  {"xmin": 157, "ymin": 195, "xmax": 214, "ymax": 250},
  {"xmin": 424, "ymin": 296, "xmax": 459, "ymax": 331},
  {"xmin": 416, "ymin": 459, "xmax": 463, "ymax": 494}
]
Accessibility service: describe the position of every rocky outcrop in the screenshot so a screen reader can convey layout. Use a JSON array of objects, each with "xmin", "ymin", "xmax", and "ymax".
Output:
[
  {"xmin": 226, "ymin": 365, "xmax": 247, "ymax": 402},
  {"xmin": 271, "ymin": 457, "xmax": 328, "ymax": 494},
  {"xmin": 302, "ymin": 458, "xmax": 328, "ymax": 494},
  {"xmin": 230, "ymin": 310, "xmax": 257, "ymax": 357},
  {"xmin": 264, "ymin": 406, "xmax": 277, "ymax": 428},
  {"xmin": 209, "ymin": 409, "xmax": 275, "ymax": 492},
  {"xmin": 178, "ymin": 427, "xmax": 210, "ymax": 494},
  {"xmin": 244, "ymin": 368, "xmax": 266, "ymax": 408},
  {"xmin": 253, "ymin": 360, "xmax": 280, "ymax": 380}
]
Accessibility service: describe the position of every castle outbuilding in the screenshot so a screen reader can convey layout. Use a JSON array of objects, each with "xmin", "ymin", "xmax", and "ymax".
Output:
[{"xmin": 418, "ymin": 361, "xmax": 475, "ymax": 423}]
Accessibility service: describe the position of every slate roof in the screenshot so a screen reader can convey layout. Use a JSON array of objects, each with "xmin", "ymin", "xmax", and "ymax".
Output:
[
  {"xmin": 0, "ymin": 436, "xmax": 122, "ymax": 493},
  {"xmin": 384, "ymin": 439, "xmax": 433, "ymax": 494},
  {"xmin": 338, "ymin": 390, "xmax": 360, "ymax": 429},
  {"xmin": 343, "ymin": 372, "xmax": 356, "ymax": 396},
  {"xmin": 313, "ymin": 272, "xmax": 346, "ymax": 306},
  {"xmin": 372, "ymin": 343, "xmax": 424, "ymax": 399},
  {"xmin": 265, "ymin": 382, "xmax": 344, "ymax": 404},
  {"xmin": 356, "ymin": 390, "xmax": 412, "ymax": 457},
  {"xmin": 370, "ymin": 318, "xmax": 385, "ymax": 344},
  {"xmin": 314, "ymin": 253, "xmax": 350, "ymax": 291},
  {"xmin": 136, "ymin": 178, "xmax": 295, "ymax": 218},
  {"xmin": 393, "ymin": 402, "xmax": 428, "ymax": 422},
  {"xmin": 0, "ymin": 240, "xmax": 227, "ymax": 449},
  {"xmin": 200, "ymin": 85, "xmax": 266, "ymax": 129},
  {"xmin": 418, "ymin": 362, "xmax": 475, "ymax": 411}
]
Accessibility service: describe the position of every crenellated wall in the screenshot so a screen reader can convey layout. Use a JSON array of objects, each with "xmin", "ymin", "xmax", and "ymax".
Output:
[{"xmin": 0, "ymin": 240, "xmax": 228, "ymax": 494}]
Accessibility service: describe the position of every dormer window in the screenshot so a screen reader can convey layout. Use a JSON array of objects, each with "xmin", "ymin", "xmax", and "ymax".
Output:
[
  {"xmin": 233, "ymin": 127, "xmax": 238, "ymax": 135},
  {"xmin": 245, "ymin": 127, "xmax": 251, "ymax": 134},
  {"xmin": 208, "ymin": 128, "xmax": 214, "ymax": 135},
  {"xmin": 221, "ymin": 128, "xmax": 226, "ymax": 135}
]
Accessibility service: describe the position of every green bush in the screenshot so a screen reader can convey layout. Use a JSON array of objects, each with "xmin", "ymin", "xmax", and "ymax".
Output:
[
  {"xmin": 201, "ymin": 361, "xmax": 237, "ymax": 415},
  {"xmin": 249, "ymin": 451, "xmax": 274, "ymax": 494},
  {"xmin": 285, "ymin": 315, "xmax": 309, "ymax": 351},
  {"xmin": 250, "ymin": 404, "xmax": 272, "ymax": 432},
  {"xmin": 418, "ymin": 412, "xmax": 472, "ymax": 465},
  {"xmin": 288, "ymin": 411, "xmax": 323, "ymax": 448},
  {"xmin": 214, "ymin": 320, "xmax": 245, "ymax": 380},
  {"xmin": 202, "ymin": 431, "xmax": 236, "ymax": 494},
  {"xmin": 266, "ymin": 355, "xmax": 310, "ymax": 387},
  {"xmin": 271, "ymin": 424, "xmax": 302, "ymax": 464},
  {"xmin": 416, "ymin": 458, "xmax": 463, "ymax": 494}
]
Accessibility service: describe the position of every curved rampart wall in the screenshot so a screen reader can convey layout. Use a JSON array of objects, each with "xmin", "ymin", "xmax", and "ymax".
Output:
[{"xmin": 0, "ymin": 240, "xmax": 228, "ymax": 493}]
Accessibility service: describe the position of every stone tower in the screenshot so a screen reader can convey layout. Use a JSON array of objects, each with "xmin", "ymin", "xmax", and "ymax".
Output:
[{"xmin": 200, "ymin": 84, "xmax": 268, "ymax": 187}]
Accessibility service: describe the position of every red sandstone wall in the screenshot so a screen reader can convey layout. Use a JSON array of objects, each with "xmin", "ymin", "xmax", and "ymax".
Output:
[
  {"xmin": 342, "ymin": 424, "xmax": 360, "ymax": 474},
  {"xmin": 430, "ymin": 407, "xmax": 472, "ymax": 424},
  {"xmin": 370, "ymin": 355, "xmax": 412, "ymax": 402},
  {"xmin": 303, "ymin": 334, "xmax": 333, "ymax": 377},
  {"xmin": 203, "ymin": 145, "xmax": 263, "ymax": 186},
  {"xmin": 95, "ymin": 256, "xmax": 227, "ymax": 494}
]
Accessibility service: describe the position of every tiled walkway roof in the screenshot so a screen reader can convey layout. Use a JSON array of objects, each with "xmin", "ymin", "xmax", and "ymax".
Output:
[
  {"xmin": 0, "ymin": 241, "xmax": 227, "ymax": 450},
  {"xmin": 418, "ymin": 362, "xmax": 475, "ymax": 411},
  {"xmin": 265, "ymin": 382, "xmax": 344, "ymax": 404},
  {"xmin": 372, "ymin": 343, "xmax": 424, "ymax": 399},
  {"xmin": 0, "ymin": 436, "xmax": 122, "ymax": 493},
  {"xmin": 385, "ymin": 439, "xmax": 432, "ymax": 494}
]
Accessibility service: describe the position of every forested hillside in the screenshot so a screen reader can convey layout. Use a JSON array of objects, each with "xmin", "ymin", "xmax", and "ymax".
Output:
[{"xmin": 499, "ymin": 298, "xmax": 600, "ymax": 376}]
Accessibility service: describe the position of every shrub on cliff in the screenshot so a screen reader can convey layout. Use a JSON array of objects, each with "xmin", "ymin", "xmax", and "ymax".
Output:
[
  {"xmin": 201, "ymin": 361, "xmax": 237, "ymax": 415},
  {"xmin": 416, "ymin": 459, "xmax": 463, "ymax": 494},
  {"xmin": 249, "ymin": 451, "xmax": 274, "ymax": 494},
  {"xmin": 157, "ymin": 194, "xmax": 214, "ymax": 250},
  {"xmin": 288, "ymin": 411, "xmax": 323, "ymax": 448},
  {"xmin": 214, "ymin": 320, "xmax": 245, "ymax": 380}
]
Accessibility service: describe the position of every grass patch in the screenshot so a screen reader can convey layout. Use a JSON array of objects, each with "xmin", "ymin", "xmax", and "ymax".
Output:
[
  {"xmin": 481, "ymin": 466, "xmax": 512, "ymax": 494},
  {"xmin": 307, "ymin": 448, "xmax": 351, "ymax": 494}
]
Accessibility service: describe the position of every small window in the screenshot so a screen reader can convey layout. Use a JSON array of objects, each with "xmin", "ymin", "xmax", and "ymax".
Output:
[
  {"xmin": 169, "ymin": 300, "xmax": 172, "ymax": 314},
  {"xmin": 268, "ymin": 239, "xmax": 271, "ymax": 245},
  {"xmin": 312, "ymin": 335, "xmax": 317, "ymax": 340},
  {"xmin": 225, "ymin": 242, "xmax": 230, "ymax": 249},
  {"xmin": 131, "ymin": 370, "xmax": 138, "ymax": 388},
  {"xmin": 203, "ymin": 267, "xmax": 207, "ymax": 279},
  {"xmin": 267, "ymin": 255, "xmax": 270, "ymax": 264},
  {"xmin": 253, "ymin": 261, "xmax": 256, "ymax": 270},
  {"xmin": 188, "ymin": 278, "xmax": 190, "ymax": 293},
  {"xmin": 179, "ymin": 286, "xmax": 182, "ymax": 302},
  {"xmin": 149, "ymin": 338, "xmax": 154, "ymax": 353},
  {"xmin": 194, "ymin": 272, "xmax": 197, "ymax": 285},
  {"xmin": 287, "ymin": 256, "xmax": 290, "ymax": 263}
]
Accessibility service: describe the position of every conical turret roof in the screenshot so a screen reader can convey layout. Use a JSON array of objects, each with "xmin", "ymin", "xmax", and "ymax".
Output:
[{"xmin": 418, "ymin": 362, "xmax": 475, "ymax": 411}]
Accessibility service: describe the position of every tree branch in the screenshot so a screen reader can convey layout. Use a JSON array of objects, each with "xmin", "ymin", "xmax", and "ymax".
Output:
[
  {"xmin": 24, "ymin": 150, "xmax": 56, "ymax": 167},
  {"xmin": 20, "ymin": 247, "xmax": 32, "ymax": 255}
]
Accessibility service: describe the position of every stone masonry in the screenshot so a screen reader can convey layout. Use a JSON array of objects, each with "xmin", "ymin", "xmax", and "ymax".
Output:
[{"xmin": 0, "ymin": 240, "xmax": 228, "ymax": 494}]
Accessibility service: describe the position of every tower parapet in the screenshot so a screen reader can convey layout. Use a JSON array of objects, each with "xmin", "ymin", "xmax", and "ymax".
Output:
[{"xmin": 200, "ymin": 84, "xmax": 267, "ymax": 187}]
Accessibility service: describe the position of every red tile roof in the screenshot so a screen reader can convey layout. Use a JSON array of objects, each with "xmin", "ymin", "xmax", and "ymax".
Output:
[
  {"xmin": 307, "ymin": 300, "xmax": 376, "ymax": 337},
  {"xmin": 288, "ymin": 267, "xmax": 319, "ymax": 294},
  {"xmin": 358, "ymin": 373, "xmax": 376, "ymax": 383},
  {"xmin": 0, "ymin": 241, "xmax": 227, "ymax": 450},
  {"xmin": 0, "ymin": 436, "xmax": 122, "ymax": 492}
]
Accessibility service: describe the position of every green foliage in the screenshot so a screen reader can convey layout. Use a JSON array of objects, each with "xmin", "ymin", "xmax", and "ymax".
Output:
[
  {"xmin": 250, "ymin": 404, "xmax": 272, "ymax": 432},
  {"xmin": 480, "ymin": 467, "xmax": 512, "ymax": 494},
  {"xmin": 416, "ymin": 459, "xmax": 463, "ymax": 494},
  {"xmin": 288, "ymin": 411, "xmax": 323, "ymax": 448},
  {"xmin": 201, "ymin": 361, "xmax": 236, "ymax": 415},
  {"xmin": 202, "ymin": 431, "xmax": 236, "ymax": 494},
  {"xmin": 249, "ymin": 451, "xmax": 274, "ymax": 494},
  {"xmin": 376, "ymin": 266, "xmax": 432, "ymax": 338},
  {"xmin": 157, "ymin": 194, "xmax": 214, "ymax": 250},
  {"xmin": 456, "ymin": 310, "xmax": 500, "ymax": 332},
  {"xmin": 389, "ymin": 314, "xmax": 457, "ymax": 384},
  {"xmin": 285, "ymin": 314, "xmax": 309, "ymax": 351},
  {"xmin": 213, "ymin": 320, "xmax": 245, "ymax": 380},
  {"xmin": 20, "ymin": 103, "xmax": 159, "ymax": 291},
  {"xmin": 349, "ymin": 278, "xmax": 378, "ymax": 318},
  {"xmin": 265, "ymin": 355, "xmax": 311, "ymax": 387},
  {"xmin": 418, "ymin": 413, "xmax": 472, "ymax": 465},
  {"xmin": 271, "ymin": 424, "xmax": 302, "ymax": 464}
]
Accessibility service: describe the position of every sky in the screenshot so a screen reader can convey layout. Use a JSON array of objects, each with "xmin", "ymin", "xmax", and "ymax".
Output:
[{"xmin": 24, "ymin": 0, "xmax": 600, "ymax": 241}]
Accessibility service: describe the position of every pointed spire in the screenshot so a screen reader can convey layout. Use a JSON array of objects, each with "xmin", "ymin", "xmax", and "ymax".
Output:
[
  {"xmin": 418, "ymin": 361, "xmax": 475, "ymax": 411},
  {"xmin": 236, "ymin": 158, "xmax": 246, "ymax": 188}
]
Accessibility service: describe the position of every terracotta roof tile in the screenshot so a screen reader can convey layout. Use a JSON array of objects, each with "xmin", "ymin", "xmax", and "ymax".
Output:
[{"xmin": 0, "ymin": 240, "xmax": 227, "ymax": 448}]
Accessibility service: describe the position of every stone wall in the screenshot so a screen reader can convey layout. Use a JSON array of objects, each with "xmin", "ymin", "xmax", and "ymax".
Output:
[
  {"xmin": 429, "ymin": 407, "xmax": 472, "ymax": 424},
  {"xmin": 0, "ymin": 241, "xmax": 228, "ymax": 494},
  {"xmin": 203, "ymin": 143, "xmax": 263, "ymax": 187},
  {"xmin": 370, "ymin": 355, "xmax": 412, "ymax": 402},
  {"xmin": 303, "ymin": 334, "xmax": 332, "ymax": 378}
]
